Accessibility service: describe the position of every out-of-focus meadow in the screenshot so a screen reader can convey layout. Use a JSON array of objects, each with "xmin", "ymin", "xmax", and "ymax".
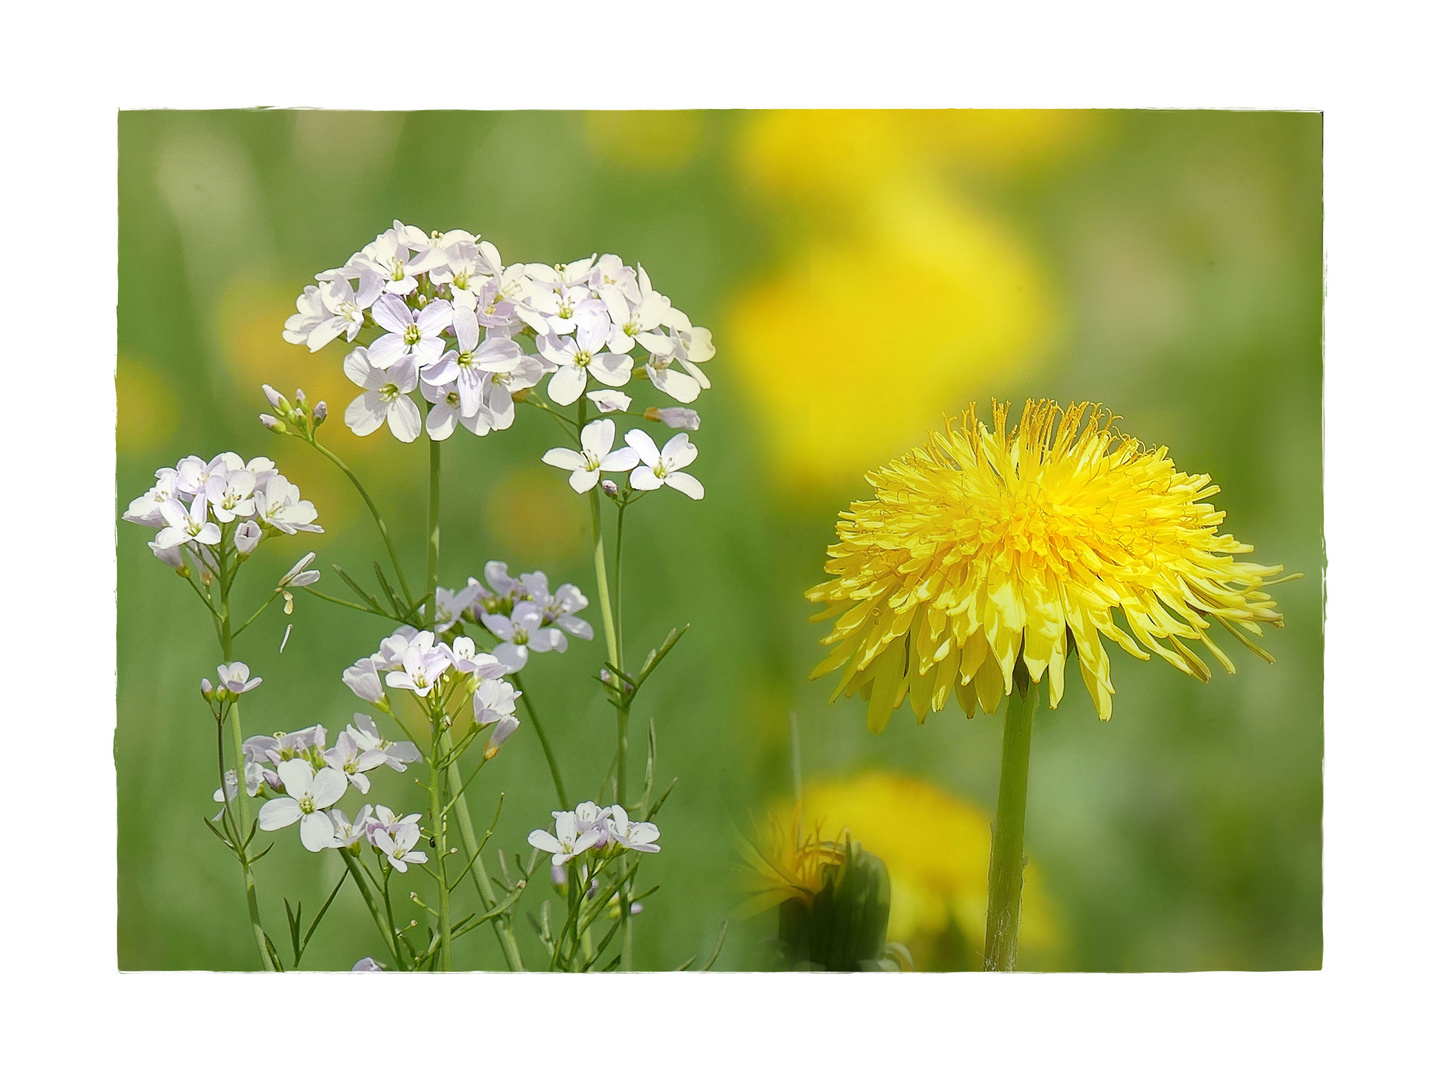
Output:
[{"xmin": 117, "ymin": 110, "xmax": 1321, "ymax": 971}]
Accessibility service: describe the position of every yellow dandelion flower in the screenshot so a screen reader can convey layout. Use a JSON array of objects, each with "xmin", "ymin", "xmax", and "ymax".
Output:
[
  {"xmin": 807, "ymin": 399, "xmax": 1292, "ymax": 729},
  {"xmin": 732, "ymin": 807, "xmax": 848, "ymax": 920}
]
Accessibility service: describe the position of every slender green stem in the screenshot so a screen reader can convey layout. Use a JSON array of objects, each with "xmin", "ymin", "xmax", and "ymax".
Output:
[
  {"xmin": 983, "ymin": 669, "xmax": 1043, "ymax": 972},
  {"xmin": 215, "ymin": 551, "xmax": 276, "ymax": 972},
  {"xmin": 231, "ymin": 590, "xmax": 281, "ymax": 639},
  {"xmin": 427, "ymin": 730, "xmax": 452, "ymax": 971},
  {"xmin": 445, "ymin": 754, "xmax": 526, "ymax": 971},
  {"xmin": 427, "ymin": 434, "xmax": 441, "ymax": 629},
  {"xmin": 588, "ymin": 487, "xmax": 635, "ymax": 969},
  {"xmin": 308, "ymin": 436, "xmax": 415, "ymax": 607},
  {"xmin": 512, "ymin": 672, "xmax": 568, "ymax": 806}
]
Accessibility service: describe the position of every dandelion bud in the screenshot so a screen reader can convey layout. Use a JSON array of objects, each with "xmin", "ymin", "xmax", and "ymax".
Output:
[
  {"xmin": 600, "ymin": 479, "xmax": 619, "ymax": 497},
  {"xmin": 313, "ymin": 400, "xmax": 327, "ymax": 425},
  {"xmin": 777, "ymin": 836, "xmax": 893, "ymax": 972},
  {"xmin": 260, "ymin": 413, "xmax": 288, "ymax": 435},
  {"xmin": 262, "ymin": 384, "xmax": 288, "ymax": 412}
]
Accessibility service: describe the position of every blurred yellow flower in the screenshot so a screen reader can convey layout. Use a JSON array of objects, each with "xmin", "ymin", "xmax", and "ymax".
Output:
[
  {"xmin": 116, "ymin": 353, "xmax": 178, "ymax": 455},
  {"xmin": 585, "ymin": 111, "xmax": 705, "ymax": 172},
  {"xmin": 808, "ymin": 400, "xmax": 1291, "ymax": 728},
  {"xmin": 749, "ymin": 771, "xmax": 1059, "ymax": 970},
  {"xmin": 728, "ymin": 111, "xmax": 1092, "ymax": 490}
]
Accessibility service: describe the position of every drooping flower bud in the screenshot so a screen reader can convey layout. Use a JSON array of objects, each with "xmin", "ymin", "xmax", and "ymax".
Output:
[{"xmin": 777, "ymin": 836, "xmax": 893, "ymax": 972}]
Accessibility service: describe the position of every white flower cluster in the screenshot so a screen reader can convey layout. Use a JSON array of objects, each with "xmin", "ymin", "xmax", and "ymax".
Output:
[
  {"xmin": 246, "ymin": 717, "xmax": 424, "ymax": 857},
  {"xmin": 124, "ymin": 451, "xmax": 321, "ymax": 569},
  {"xmin": 528, "ymin": 801, "xmax": 662, "ymax": 867},
  {"xmin": 281, "ymin": 221, "xmax": 714, "ymax": 452}
]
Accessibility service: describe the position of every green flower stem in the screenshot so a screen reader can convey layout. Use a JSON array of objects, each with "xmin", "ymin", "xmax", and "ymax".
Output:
[
  {"xmin": 427, "ymin": 434, "xmax": 441, "ymax": 627},
  {"xmin": 339, "ymin": 848, "xmax": 402, "ymax": 969},
  {"xmin": 587, "ymin": 486, "xmax": 634, "ymax": 970},
  {"xmin": 511, "ymin": 672, "xmax": 568, "ymax": 806},
  {"xmin": 427, "ymin": 731, "xmax": 452, "ymax": 971},
  {"xmin": 983, "ymin": 669, "xmax": 1043, "ymax": 972},
  {"xmin": 445, "ymin": 754, "xmax": 526, "ymax": 972},
  {"xmin": 308, "ymin": 436, "xmax": 415, "ymax": 608},
  {"xmin": 216, "ymin": 547, "xmax": 277, "ymax": 972}
]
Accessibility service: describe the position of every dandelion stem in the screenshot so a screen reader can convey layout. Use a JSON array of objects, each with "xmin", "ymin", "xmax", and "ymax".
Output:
[{"xmin": 983, "ymin": 669, "xmax": 1042, "ymax": 972}]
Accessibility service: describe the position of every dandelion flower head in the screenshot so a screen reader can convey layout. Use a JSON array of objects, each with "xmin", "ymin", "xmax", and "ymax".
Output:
[{"xmin": 807, "ymin": 400, "xmax": 1291, "ymax": 729}]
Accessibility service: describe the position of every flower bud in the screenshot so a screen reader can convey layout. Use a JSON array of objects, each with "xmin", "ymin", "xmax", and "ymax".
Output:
[
  {"xmin": 234, "ymin": 521, "xmax": 262, "ymax": 556},
  {"xmin": 260, "ymin": 413, "xmax": 287, "ymax": 434},
  {"xmin": 149, "ymin": 540, "xmax": 185, "ymax": 571},
  {"xmin": 200, "ymin": 678, "xmax": 214, "ymax": 699},
  {"xmin": 262, "ymin": 384, "xmax": 288, "ymax": 412},
  {"xmin": 483, "ymin": 715, "xmax": 520, "ymax": 760},
  {"xmin": 313, "ymin": 400, "xmax": 327, "ymax": 425},
  {"xmin": 778, "ymin": 836, "xmax": 893, "ymax": 972},
  {"xmin": 645, "ymin": 406, "xmax": 701, "ymax": 431},
  {"xmin": 294, "ymin": 387, "xmax": 307, "ymax": 407},
  {"xmin": 600, "ymin": 479, "xmax": 619, "ymax": 497}
]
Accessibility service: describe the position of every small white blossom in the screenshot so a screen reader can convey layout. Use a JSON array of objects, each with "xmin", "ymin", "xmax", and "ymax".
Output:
[
  {"xmin": 343, "ymin": 348, "xmax": 422, "ymax": 443},
  {"xmin": 368, "ymin": 294, "xmax": 453, "ymax": 371},
  {"xmin": 155, "ymin": 494, "xmax": 221, "ymax": 549},
  {"xmin": 257, "ymin": 759, "xmax": 349, "ymax": 852},
  {"xmin": 480, "ymin": 600, "xmax": 567, "ymax": 669},
  {"xmin": 624, "ymin": 430, "xmax": 704, "ymax": 500},
  {"xmin": 473, "ymin": 677, "xmax": 521, "ymax": 727},
  {"xmin": 234, "ymin": 521, "xmax": 262, "ymax": 555},
  {"xmin": 216, "ymin": 662, "xmax": 262, "ymax": 695},
  {"xmin": 539, "ymin": 319, "xmax": 632, "ymax": 406},
  {"xmin": 528, "ymin": 810, "xmax": 603, "ymax": 866},
  {"xmin": 606, "ymin": 805, "xmax": 661, "ymax": 854},
  {"xmin": 541, "ymin": 418, "xmax": 640, "ymax": 494},
  {"xmin": 374, "ymin": 821, "xmax": 428, "ymax": 873},
  {"xmin": 343, "ymin": 656, "xmax": 387, "ymax": 703}
]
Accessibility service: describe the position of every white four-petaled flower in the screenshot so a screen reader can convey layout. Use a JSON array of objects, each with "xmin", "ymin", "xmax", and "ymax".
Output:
[
  {"xmin": 257, "ymin": 759, "xmax": 349, "ymax": 852},
  {"xmin": 541, "ymin": 419, "xmax": 640, "ymax": 494}
]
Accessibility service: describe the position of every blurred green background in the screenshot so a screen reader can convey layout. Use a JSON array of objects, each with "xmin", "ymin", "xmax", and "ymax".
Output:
[{"xmin": 117, "ymin": 109, "xmax": 1321, "ymax": 971}]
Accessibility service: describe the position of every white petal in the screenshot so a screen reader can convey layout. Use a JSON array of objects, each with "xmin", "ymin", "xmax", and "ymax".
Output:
[
  {"xmin": 387, "ymin": 396, "xmax": 423, "ymax": 443},
  {"xmin": 542, "ymin": 447, "xmax": 586, "ymax": 471},
  {"xmin": 665, "ymin": 472, "xmax": 705, "ymax": 500}
]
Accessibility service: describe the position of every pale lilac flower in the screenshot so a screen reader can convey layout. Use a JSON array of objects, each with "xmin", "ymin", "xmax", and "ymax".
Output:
[
  {"xmin": 423, "ymin": 306, "xmax": 524, "ymax": 416},
  {"xmin": 586, "ymin": 389, "xmax": 632, "ymax": 413},
  {"xmin": 541, "ymin": 418, "xmax": 641, "ymax": 494},
  {"xmin": 368, "ymin": 294, "xmax": 453, "ymax": 371},
  {"xmin": 343, "ymin": 656, "xmax": 387, "ymax": 703},
  {"xmin": 124, "ymin": 468, "xmax": 180, "ymax": 527},
  {"xmin": 420, "ymin": 377, "xmax": 467, "ymax": 441},
  {"xmin": 328, "ymin": 804, "xmax": 374, "ymax": 852},
  {"xmin": 539, "ymin": 319, "xmax": 632, "ymax": 406},
  {"xmin": 528, "ymin": 810, "xmax": 604, "ymax": 866},
  {"xmin": 276, "ymin": 725, "xmax": 328, "ymax": 764},
  {"xmin": 449, "ymin": 637, "xmax": 510, "ymax": 679},
  {"xmin": 589, "ymin": 254, "xmax": 640, "ymax": 305},
  {"xmin": 539, "ymin": 583, "xmax": 593, "ymax": 641},
  {"xmin": 386, "ymin": 636, "xmax": 453, "ymax": 697},
  {"xmin": 624, "ymin": 430, "xmax": 704, "ymax": 500},
  {"xmin": 480, "ymin": 600, "xmax": 567, "ymax": 669},
  {"xmin": 175, "ymin": 454, "xmax": 229, "ymax": 497},
  {"xmin": 257, "ymin": 759, "xmax": 349, "ymax": 852},
  {"xmin": 433, "ymin": 583, "xmax": 481, "ymax": 633},
  {"xmin": 375, "ymin": 821, "xmax": 428, "ymax": 873},
  {"xmin": 323, "ymin": 731, "xmax": 389, "ymax": 794},
  {"xmin": 343, "ymin": 348, "xmax": 422, "ymax": 443},
  {"xmin": 473, "ymin": 677, "xmax": 521, "ymax": 727},
  {"xmin": 542, "ymin": 284, "xmax": 608, "ymax": 337},
  {"xmin": 156, "ymin": 494, "xmax": 221, "ymax": 549},
  {"xmin": 479, "ymin": 354, "xmax": 545, "ymax": 431},
  {"xmin": 647, "ymin": 407, "xmax": 701, "ymax": 431},
  {"xmin": 604, "ymin": 271, "xmax": 671, "ymax": 353},
  {"xmin": 149, "ymin": 540, "xmax": 187, "ymax": 569},
  {"xmin": 305, "ymin": 270, "xmax": 385, "ymax": 351},
  {"xmin": 483, "ymin": 715, "xmax": 519, "ymax": 758},
  {"xmin": 352, "ymin": 957, "xmax": 384, "ymax": 973},
  {"xmin": 569, "ymin": 801, "xmax": 615, "ymax": 845},
  {"xmin": 606, "ymin": 805, "xmax": 661, "ymax": 854},
  {"xmin": 351, "ymin": 222, "xmax": 448, "ymax": 296},
  {"xmin": 374, "ymin": 626, "xmax": 422, "ymax": 669},
  {"xmin": 283, "ymin": 285, "xmax": 329, "ymax": 346},
  {"xmin": 347, "ymin": 714, "xmax": 421, "ymax": 772},
  {"xmin": 255, "ymin": 475, "xmax": 322, "ymax": 534},
  {"xmin": 370, "ymin": 805, "xmax": 423, "ymax": 836},
  {"xmin": 278, "ymin": 552, "xmax": 320, "ymax": 588},
  {"xmin": 635, "ymin": 337, "xmax": 702, "ymax": 403},
  {"xmin": 216, "ymin": 662, "xmax": 262, "ymax": 695},
  {"xmin": 234, "ymin": 521, "xmax": 262, "ymax": 555}
]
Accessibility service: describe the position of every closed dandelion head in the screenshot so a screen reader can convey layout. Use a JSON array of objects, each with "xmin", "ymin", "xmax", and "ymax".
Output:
[
  {"xmin": 807, "ymin": 400, "xmax": 1293, "ymax": 729},
  {"xmin": 733, "ymin": 808, "xmax": 848, "ymax": 918}
]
